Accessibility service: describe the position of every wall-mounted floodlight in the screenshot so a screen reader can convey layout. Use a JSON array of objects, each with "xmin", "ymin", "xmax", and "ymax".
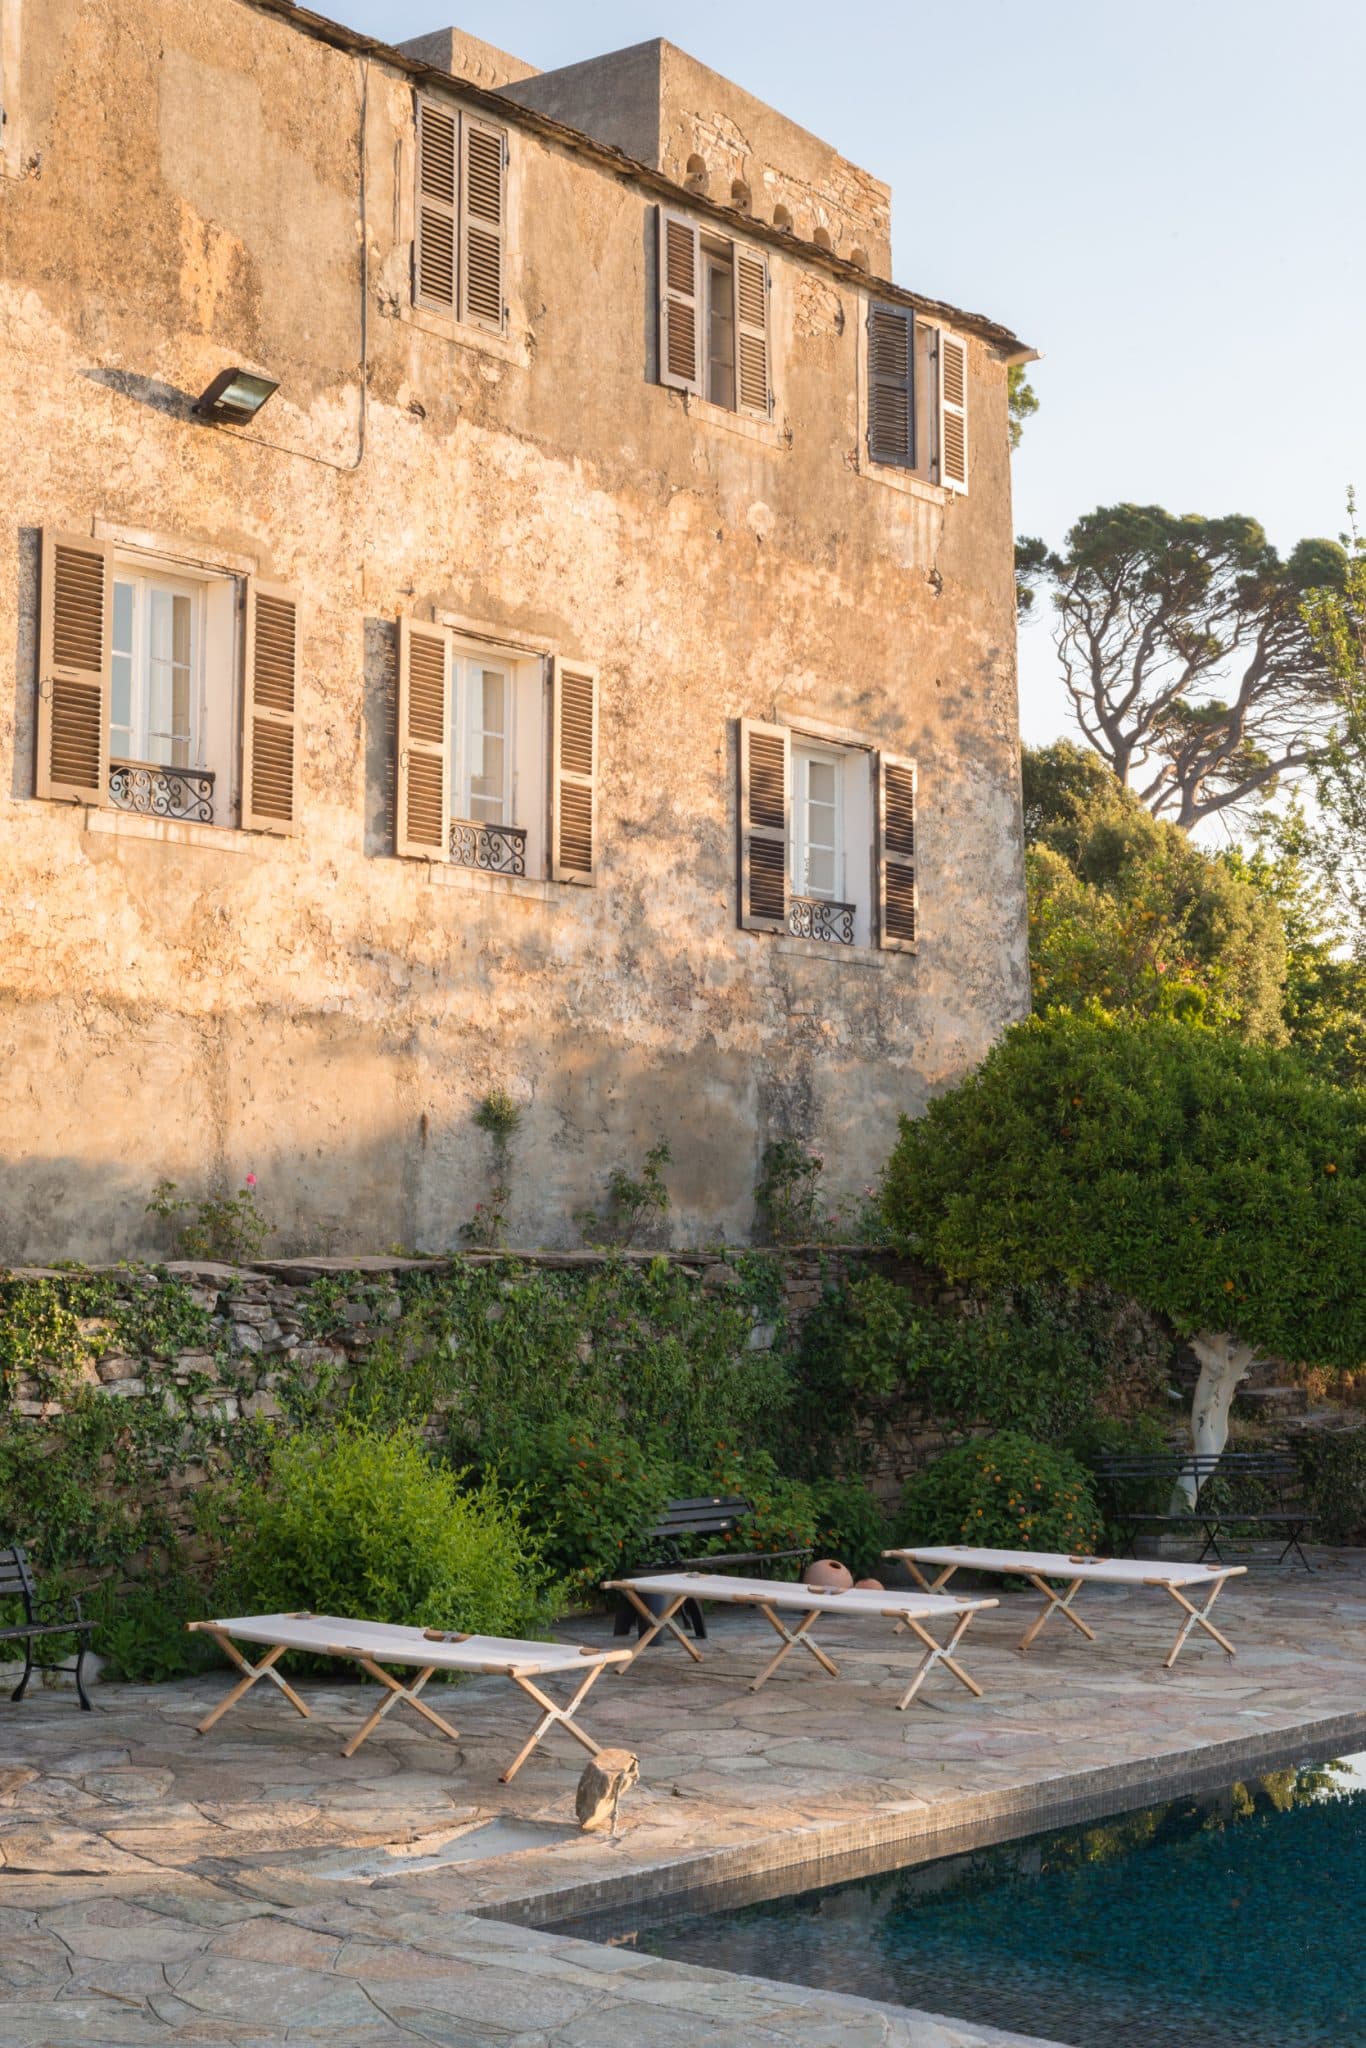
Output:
[{"xmin": 193, "ymin": 368, "xmax": 280, "ymax": 425}]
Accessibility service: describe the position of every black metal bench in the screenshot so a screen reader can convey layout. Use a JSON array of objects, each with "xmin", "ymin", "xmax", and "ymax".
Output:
[
  {"xmin": 1094, "ymin": 1451, "xmax": 1315, "ymax": 1570},
  {"xmin": 0, "ymin": 1544, "xmax": 95, "ymax": 1708},
  {"xmin": 611, "ymin": 1495, "xmax": 812, "ymax": 1640}
]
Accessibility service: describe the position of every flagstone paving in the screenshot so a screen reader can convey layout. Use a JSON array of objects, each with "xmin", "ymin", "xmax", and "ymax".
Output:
[{"xmin": 3, "ymin": 1548, "xmax": 1366, "ymax": 2045}]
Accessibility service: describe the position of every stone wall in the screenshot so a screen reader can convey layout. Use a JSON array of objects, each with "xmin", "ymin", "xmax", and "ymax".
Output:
[{"xmin": 0, "ymin": 0, "xmax": 1029, "ymax": 1263}]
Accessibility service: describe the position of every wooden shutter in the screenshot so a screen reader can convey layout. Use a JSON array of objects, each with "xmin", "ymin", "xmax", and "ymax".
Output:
[
  {"xmin": 937, "ymin": 328, "xmax": 969, "ymax": 493},
  {"xmin": 36, "ymin": 530, "xmax": 111, "ymax": 805},
  {"xmin": 415, "ymin": 97, "xmax": 458, "ymax": 313},
  {"xmin": 658, "ymin": 209, "xmax": 701, "ymax": 393},
  {"xmin": 738, "ymin": 719, "xmax": 789, "ymax": 933},
  {"xmin": 551, "ymin": 660, "xmax": 598, "ymax": 884},
  {"xmin": 877, "ymin": 752, "xmax": 918, "ymax": 951},
  {"xmin": 396, "ymin": 618, "xmax": 451, "ymax": 860},
  {"xmin": 734, "ymin": 247, "xmax": 771, "ymax": 418},
  {"xmin": 867, "ymin": 303, "xmax": 914, "ymax": 468},
  {"xmin": 460, "ymin": 116, "xmax": 505, "ymax": 332},
  {"xmin": 241, "ymin": 581, "xmax": 299, "ymax": 835}
]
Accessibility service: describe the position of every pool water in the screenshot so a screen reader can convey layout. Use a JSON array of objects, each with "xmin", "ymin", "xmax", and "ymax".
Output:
[{"xmin": 560, "ymin": 1756, "xmax": 1366, "ymax": 2047}]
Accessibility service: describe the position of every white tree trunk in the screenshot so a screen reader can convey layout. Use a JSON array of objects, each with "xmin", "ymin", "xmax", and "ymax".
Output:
[{"xmin": 1171, "ymin": 1331, "xmax": 1260, "ymax": 1511}]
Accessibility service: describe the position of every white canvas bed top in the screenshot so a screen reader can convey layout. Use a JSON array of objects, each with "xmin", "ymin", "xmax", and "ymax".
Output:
[
  {"xmin": 603, "ymin": 1572, "xmax": 996, "ymax": 1617},
  {"xmin": 200, "ymin": 1613, "xmax": 629, "ymax": 1674},
  {"xmin": 886, "ymin": 1547, "xmax": 1246, "ymax": 1585}
]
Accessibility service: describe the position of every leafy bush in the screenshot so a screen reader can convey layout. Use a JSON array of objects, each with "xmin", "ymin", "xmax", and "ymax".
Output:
[
  {"xmin": 498, "ymin": 1416, "xmax": 672, "ymax": 1598},
  {"xmin": 755, "ymin": 1139, "xmax": 828, "ymax": 1242},
  {"xmin": 93, "ymin": 1574, "xmax": 222, "ymax": 1684},
  {"xmin": 1292, "ymin": 1429, "xmax": 1366, "ymax": 1544},
  {"xmin": 681, "ymin": 1445, "xmax": 820, "ymax": 1562},
  {"xmin": 809, "ymin": 1475, "xmax": 888, "ymax": 1578},
  {"xmin": 223, "ymin": 1423, "xmax": 555, "ymax": 1644},
  {"xmin": 147, "ymin": 1176, "xmax": 271, "ymax": 1263},
  {"xmin": 897, "ymin": 1432, "xmax": 1102, "ymax": 1554},
  {"xmin": 1066, "ymin": 1412, "xmax": 1175, "ymax": 1548}
]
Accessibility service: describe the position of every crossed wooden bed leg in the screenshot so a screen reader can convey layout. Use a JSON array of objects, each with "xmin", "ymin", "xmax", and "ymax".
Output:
[
  {"xmin": 748, "ymin": 1605, "xmax": 840, "ymax": 1691},
  {"xmin": 339, "ymin": 1659, "xmax": 463, "ymax": 1757},
  {"xmin": 610, "ymin": 1586, "xmax": 705, "ymax": 1666},
  {"xmin": 895, "ymin": 1608, "xmax": 984, "ymax": 1708},
  {"xmin": 1017, "ymin": 1574, "xmax": 1098, "ymax": 1653},
  {"xmin": 191, "ymin": 1630, "xmax": 313, "ymax": 1734},
  {"xmin": 1152, "ymin": 1576, "xmax": 1236, "ymax": 1668},
  {"xmin": 499, "ymin": 1661, "xmax": 611, "ymax": 1783}
]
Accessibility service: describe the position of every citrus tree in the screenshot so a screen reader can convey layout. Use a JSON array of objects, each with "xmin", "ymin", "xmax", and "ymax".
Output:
[{"xmin": 882, "ymin": 1013, "xmax": 1366, "ymax": 1494}]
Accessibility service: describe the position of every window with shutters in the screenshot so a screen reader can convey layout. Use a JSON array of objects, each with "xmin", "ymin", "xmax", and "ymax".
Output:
[
  {"xmin": 34, "ymin": 531, "xmax": 299, "ymax": 834},
  {"xmin": 414, "ymin": 95, "xmax": 507, "ymax": 336},
  {"xmin": 738, "ymin": 721, "xmax": 914, "ymax": 952},
  {"xmin": 658, "ymin": 211, "xmax": 771, "ymax": 419},
  {"xmin": 862, "ymin": 305, "xmax": 968, "ymax": 495}
]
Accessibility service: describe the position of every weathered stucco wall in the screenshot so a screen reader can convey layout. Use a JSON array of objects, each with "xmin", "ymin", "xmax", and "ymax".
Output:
[{"xmin": 0, "ymin": 0, "xmax": 1029, "ymax": 1261}]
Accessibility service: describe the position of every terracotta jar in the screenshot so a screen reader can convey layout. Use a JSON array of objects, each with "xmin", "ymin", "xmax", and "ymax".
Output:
[{"xmin": 803, "ymin": 1558, "xmax": 854, "ymax": 1591}]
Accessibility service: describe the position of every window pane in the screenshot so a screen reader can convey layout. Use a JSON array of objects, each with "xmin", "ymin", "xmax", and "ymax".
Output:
[
  {"xmin": 110, "ymin": 655, "xmax": 133, "ymax": 749},
  {"xmin": 146, "ymin": 587, "xmax": 193, "ymax": 766},
  {"xmin": 112, "ymin": 581, "xmax": 134, "ymax": 656},
  {"xmin": 707, "ymin": 256, "xmax": 735, "ymax": 410},
  {"xmin": 806, "ymin": 845, "xmax": 836, "ymax": 897},
  {"xmin": 470, "ymin": 735, "xmax": 506, "ymax": 817},
  {"xmin": 480, "ymin": 668, "xmax": 506, "ymax": 736},
  {"xmin": 807, "ymin": 759, "xmax": 836, "ymax": 806}
]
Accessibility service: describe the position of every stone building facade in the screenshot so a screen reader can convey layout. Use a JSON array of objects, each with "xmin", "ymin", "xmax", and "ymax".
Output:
[{"xmin": 0, "ymin": 1, "xmax": 1033, "ymax": 1260}]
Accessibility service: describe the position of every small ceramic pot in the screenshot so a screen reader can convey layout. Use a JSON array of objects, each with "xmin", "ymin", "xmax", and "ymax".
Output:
[{"xmin": 803, "ymin": 1558, "xmax": 854, "ymax": 1591}]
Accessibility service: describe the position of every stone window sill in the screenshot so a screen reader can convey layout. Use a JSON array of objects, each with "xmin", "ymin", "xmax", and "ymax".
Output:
[
  {"xmin": 772, "ymin": 934, "xmax": 912, "ymax": 968},
  {"xmin": 399, "ymin": 302, "xmax": 533, "ymax": 371},
  {"xmin": 855, "ymin": 458, "xmax": 947, "ymax": 503},
  {"xmin": 425, "ymin": 862, "xmax": 557, "ymax": 903},
  {"xmin": 679, "ymin": 391, "xmax": 788, "ymax": 449},
  {"xmin": 82, "ymin": 809, "xmax": 260, "ymax": 855}
]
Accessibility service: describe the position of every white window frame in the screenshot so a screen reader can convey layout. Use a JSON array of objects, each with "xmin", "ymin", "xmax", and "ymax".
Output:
[
  {"xmin": 790, "ymin": 744, "xmax": 845, "ymax": 903},
  {"xmin": 451, "ymin": 647, "xmax": 515, "ymax": 827},
  {"xmin": 110, "ymin": 567, "xmax": 206, "ymax": 773},
  {"xmin": 108, "ymin": 550, "xmax": 239, "ymax": 828},
  {"xmin": 701, "ymin": 235, "xmax": 737, "ymax": 412}
]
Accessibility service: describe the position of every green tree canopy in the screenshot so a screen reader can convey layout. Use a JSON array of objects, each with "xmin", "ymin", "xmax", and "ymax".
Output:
[
  {"xmin": 883, "ymin": 1013, "xmax": 1366, "ymax": 1463},
  {"xmin": 1023, "ymin": 743, "xmax": 1288, "ymax": 1042},
  {"xmin": 1016, "ymin": 506, "xmax": 1348, "ymax": 828}
]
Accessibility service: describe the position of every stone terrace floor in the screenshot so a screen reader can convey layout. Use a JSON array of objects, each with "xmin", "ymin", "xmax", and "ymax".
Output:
[{"xmin": 5, "ymin": 1549, "xmax": 1366, "ymax": 2047}]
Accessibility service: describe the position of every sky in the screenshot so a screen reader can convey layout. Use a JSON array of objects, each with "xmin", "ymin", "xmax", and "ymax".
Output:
[{"xmin": 326, "ymin": 0, "xmax": 1366, "ymax": 745}]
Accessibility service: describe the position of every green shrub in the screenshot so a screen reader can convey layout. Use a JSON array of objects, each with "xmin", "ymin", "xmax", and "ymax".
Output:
[
  {"xmin": 808, "ymin": 1475, "xmax": 888, "ymax": 1578},
  {"xmin": 1292, "ymin": 1429, "xmax": 1366, "ymax": 1544},
  {"xmin": 681, "ymin": 1445, "xmax": 820, "ymax": 1563},
  {"xmin": 498, "ymin": 1416, "xmax": 672, "ymax": 1599},
  {"xmin": 93, "ymin": 1574, "xmax": 222, "ymax": 1684},
  {"xmin": 223, "ymin": 1423, "xmax": 555, "ymax": 1645},
  {"xmin": 897, "ymin": 1432, "xmax": 1102, "ymax": 1554},
  {"xmin": 1066, "ymin": 1412, "xmax": 1175, "ymax": 1547}
]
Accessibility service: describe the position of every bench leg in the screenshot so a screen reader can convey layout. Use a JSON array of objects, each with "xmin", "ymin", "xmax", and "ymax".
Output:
[
  {"xmin": 610, "ymin": 1588, "xmax": 704, "ymax": 1668},
  {"xmin": 73, "ymin": 1634, "xmax": 91, "ymax": 1712},
  {"xmin": 10, "ymin": 1637, "xmax": 34, "ymax": 1705},
  {"xmin": 897, "ymin": 1608, "xmax": 984, "ymax": 1709},
  {"xmin": 194, "ymin": 1635, "xmax": 313, "ymax": 1734},
  {"xmin": 500, "ymin": 1661, "xmax": 610, "ymax": 1784},
  {"xmin": 1018, "ymin": 1576, "xmax": 1097, "ymax": 1653},
  {"xmin": 339, "ymin": 1659, "xmax": 463, "ymax": 1757},
  {"xmin": 1161, "ymin": 1578, "xmax": 1235, "ymax": 1668},
  {"xmin": 1277, "ymin": 1523, "xmax": 1315, "ymax": 1572},
  {"xmin": 749, "ymin": 1605, "xmax": 839, "ymax": 1692}
]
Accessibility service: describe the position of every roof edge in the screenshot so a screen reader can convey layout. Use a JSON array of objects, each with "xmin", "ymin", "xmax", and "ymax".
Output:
[{"xmin": 241, "ymin": 0, "xmax": 1031, "ymax": 357}]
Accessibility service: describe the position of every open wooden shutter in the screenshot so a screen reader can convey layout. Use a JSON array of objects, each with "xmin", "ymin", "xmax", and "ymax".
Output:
[
  {"xmin": 738, "ymin": 719, "xmax": 789, "ymax": 933},
  {"xmin": 868, "ymin": 303, "xmax": 914, "ymax": 468},
  {"xmin": 241, "ymin": 581, "xmax": 299, "ymax": 835},
  {"xmin": 551, "ymin": 659, "xmax": 598, "ymax": 884},
  {"xmin": 877, "ymin": 752, "xmax": 918, "ymax": 951},
  {"xmin": 415, "ymin": 97, "xmax": 458, "ymax": 313},
  {"xmin": 734, "ymin": 247, "xmax": 771, "ymax": 418},
  {"xmin": 937, "ymin": 328, "xmax": 969, "ymax": 493},
  {"xmin": 396, "ymin": 618, "xmax": 451, "ymax": 860},
  {"xmin": 658, "ymin": 209, "xmax": 701, "ymax": 393},
  {"xmin": 36, "ymin": 530, "xmax": 111, "ymax": 805},
  {"xmin": 460, "ymin": 116, "xmax": 505, "ymax": 332}
]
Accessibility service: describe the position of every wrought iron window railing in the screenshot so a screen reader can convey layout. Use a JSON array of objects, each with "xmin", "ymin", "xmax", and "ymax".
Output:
[
  {"xmin": 109, "ymin": 760, "xmax": 216, "ymax": 824},
  {"xmin": 449, "ymin": 818, "xmax": 528, "ymax": 876},
  {"xmin": 788, "ymin": 895, "xmax": 856, "ymax": 945}
]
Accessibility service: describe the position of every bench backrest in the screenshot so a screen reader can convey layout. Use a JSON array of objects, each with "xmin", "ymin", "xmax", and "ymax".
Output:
[
  {"xmin": 1094, "ymin": 1451, "xmax": 1298, "ymax": 1498},
  {"xmin": 652, "ymin": 1495, "xmax": 752, "ymax": 1540},
  {"xmin": 0, "ymin": 1544, "xmax": 36, "ymax": 1616}
]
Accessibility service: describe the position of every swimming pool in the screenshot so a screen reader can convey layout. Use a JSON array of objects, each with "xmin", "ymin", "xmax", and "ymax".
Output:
[{"xmin": 556, "ymin": 1754, "xmax": 1366, "ymax": 2047}]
